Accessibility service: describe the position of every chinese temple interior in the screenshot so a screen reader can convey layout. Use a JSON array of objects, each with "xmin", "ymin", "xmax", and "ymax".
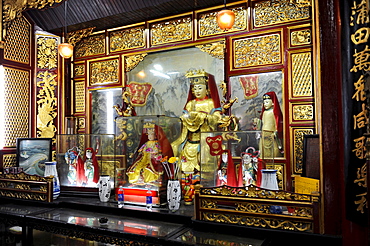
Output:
[{"xmin": 0, "ymin": 0, "xmax": 369, "ymax": 246}]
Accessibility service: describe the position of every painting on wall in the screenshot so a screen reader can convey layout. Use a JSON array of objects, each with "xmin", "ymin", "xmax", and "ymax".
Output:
[
  {"xmin": 230, "ymin": 71, "xmax": 284, "ymax": 159},
  {"xmin": 16, "ymin": 138, "xmax": 52, "ymax": 176},
  {"xmin": 126, "ymin": 46, "xmax": 224, "ymax": 117}
]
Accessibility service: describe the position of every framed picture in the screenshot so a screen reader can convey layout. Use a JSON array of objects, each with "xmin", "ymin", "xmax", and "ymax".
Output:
[{"xmin": 16, "ymin": 138, "xmax": 52, "ymax": 176}]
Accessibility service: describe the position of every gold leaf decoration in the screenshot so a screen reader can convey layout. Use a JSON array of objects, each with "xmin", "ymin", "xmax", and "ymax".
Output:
[
  {"xmin": 37, "ymin": 37, "xmax": 58, "ymax": 70},
  {"xmin": 125, "ymin": 54, "xmax": 148, "ymax": 72},
  {"xmin": 151, "ymin": 17, "xmax": 192, "ymax": 46},
  {"xmin": 254, "ymin": 0, "xmax": 310, "ymax": 27},
  {"xmin": 234, "ymin": 34, "xmax": 281, "ymax": 68},
  {"xmin": 110, "ymin": 26, "xmax": 145, "ymax": 52},
  {"xmin": 196, "ymin": 41, "xmax": 225, "ymax": 60},
  {"xmin": 36, "ymin": 70, "xmax": 57, "ymax": 139}
]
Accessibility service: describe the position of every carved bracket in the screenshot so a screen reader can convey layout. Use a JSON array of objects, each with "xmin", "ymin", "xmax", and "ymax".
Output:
[
  {"xmin": 1, "ymin": 0, "xmax": 63, "ymax": 45},
  {"xmin": 67, "ymin": 27, "xmax": 95, "ymax": 46},
  {"xmin": 196, "ymin": 40, "xmax": 225, "ymax": 60}
]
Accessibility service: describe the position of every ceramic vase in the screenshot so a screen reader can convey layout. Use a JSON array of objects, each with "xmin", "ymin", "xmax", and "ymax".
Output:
[
  {"xmin": 167, "ymin": 180, "xmax": 181, "ymax": 212},
  {"xmin": 260, "ymin": 169, "xmax": 279, "ymax": 190},
  {"xmin": 98, "ymin": 175, "xmax": 111, "ymax": 202},
  {"xmin": 44, "ymin": 161, "xmax": 60, "ymax": 200}
]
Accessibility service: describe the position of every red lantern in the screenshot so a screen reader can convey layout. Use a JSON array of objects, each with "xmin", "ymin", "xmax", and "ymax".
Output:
[{"xmin": 217, "ymin": 9, "xmax": 235, "ymax": 31}]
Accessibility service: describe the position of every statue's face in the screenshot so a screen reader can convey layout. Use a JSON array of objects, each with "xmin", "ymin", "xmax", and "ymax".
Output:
[
  {"xmin": 86, "ymin": 150, "xmax": 93, "ymax": 159},
  {"xmin": 192, "ymin": 84, "xmax": 207, "ymax": 99},
  {"xmin": 147, "ymin": 130, "xmax": 156, "ymax": 140},
  {"xmin": 263, "ymin": 98, "xmax": 273, "ymax": 110}
]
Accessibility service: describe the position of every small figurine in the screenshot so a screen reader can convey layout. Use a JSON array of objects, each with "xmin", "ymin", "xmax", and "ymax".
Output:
[
  {"xmin": 216, "ymin": 149, "xmax": 243, "ymax": 187},
  {"xmin": 65, "ymin": 147, "xmax": 86, "ymax": 185},
  {"xmin": 83, "ymin": 147, "xmax": 100, "ymax": 186}
]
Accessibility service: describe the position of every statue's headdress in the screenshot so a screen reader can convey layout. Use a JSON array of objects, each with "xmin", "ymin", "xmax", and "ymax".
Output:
[{"xmin": 185, "ymin": 69, "xmax": 208, "ymax": 85}]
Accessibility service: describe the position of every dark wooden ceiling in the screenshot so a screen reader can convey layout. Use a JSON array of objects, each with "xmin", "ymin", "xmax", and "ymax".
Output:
[{"xmin": 24, "ymin": 0, "xmax": 237, "ymax": 35}]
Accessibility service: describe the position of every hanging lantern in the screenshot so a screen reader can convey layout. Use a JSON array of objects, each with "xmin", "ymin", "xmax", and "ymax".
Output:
[
  {"xmin": 217, "ymin": 9, "xmax": 235, "ymax": 31},
  {"xmin": 58, "ymin": 0, "xmax": 73, "ymax": 59},
  {"xmin": 58, "ymin": 43, "xmax": 73, "ymax": 59}
]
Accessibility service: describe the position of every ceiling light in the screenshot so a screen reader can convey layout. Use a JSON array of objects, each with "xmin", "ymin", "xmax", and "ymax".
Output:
[
  {"xmin": 58, "ymin": 0, "xmax": 73, "ymax": 59},
  {"xmin": 216, "ymin": 1, "xmax": 235, "ymax": 31}
]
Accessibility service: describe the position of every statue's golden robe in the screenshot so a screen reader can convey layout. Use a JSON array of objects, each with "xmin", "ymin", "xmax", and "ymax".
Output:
[{"xmin": 172, "ymin": 98, "xmax": 221, "ymax": 173}]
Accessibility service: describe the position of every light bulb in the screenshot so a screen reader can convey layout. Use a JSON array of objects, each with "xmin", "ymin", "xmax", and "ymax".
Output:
[
  {"xmin": 216, "ymin": 9, "xmax": 235, "ymax": 31},
  {"xmin": 58, "ymin": 43, "xmax": 74, "ymax": 58}
]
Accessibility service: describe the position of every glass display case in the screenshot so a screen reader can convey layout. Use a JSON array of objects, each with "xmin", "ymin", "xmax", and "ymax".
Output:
[
  {"xmin": 56, "ymin": 134, "xmax": 116, "ymax": 193},
  {"xmin": 200, "ymin": 130, "xmax": 276, "ymax": 188},
  {"xmin": 115, "ymin": 116, "xmax": 181, "ymax": 206}
]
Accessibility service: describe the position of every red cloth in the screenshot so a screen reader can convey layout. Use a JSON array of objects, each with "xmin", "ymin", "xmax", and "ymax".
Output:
[
  {"xmin": 256, "ymin": 158, "xmax": 265, "ymax": 187},
  {"xmin": 216, "ymin": 150, "xmax": 240, "ymax": 187},
  {"xmin": 75, "ymin": 153, "xmax": 87, "ymax": 185}
]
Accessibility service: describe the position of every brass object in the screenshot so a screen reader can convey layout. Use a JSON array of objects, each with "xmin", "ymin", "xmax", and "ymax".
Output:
[
  {"xmin": 89, "ymin": 58, "xmax": 119, "ymax": 86},
  {"xmin": 150, "ymin": 16, "xmax": 192, "ymax": 46},
  {"xmin": 67, "ymin": 27, "xmax": 95, "ymax": 46},
  {"xmin": 291, "ymin": 52, "xmax": 313, "ymax": 97},
  {"xmin": 291, "ymin": 29, "xmax": 311, "ymax": 46},
  {"xmin": 254, "ymin": 0, "xmax": 310, "ymax": 27},
  {"xmin": 125, "ymin": 54, "xmax": 147, "ymax": 72},
  {"xmin": 293, "ymin": 104, "xmax": 314, "ymax": 121},
  {"xmin": 4, "ymin": 16, "xmax": 30, "ymax": 64},
  {"xmin": 75, "ymin": 33, "xmax": 105, "ymax": 58},
  {"xmin": 196, "ymin": 41, "xmax": 225, "ymax": 60},
  {"xmin": 234, "ymin": 34, "xmax": 281, "ymax": 68},
  {"xmin": 198, "ymin": 6, "xmax": 247, "ymax": 37},
  {"xmin": 36, "ymin": 70, "xmax": 57, "ymax": 139},
  {"xmin": 3, "ymin": 67, "xmax": 29, "ymax": 147},
  {"xmin": 37, "ymin": 36, "xmax": 58, "ymax": 70},
  {"xmin": 109, "ymin": 26, "xmax": 145, "ymax": 52},
  {"xmin": 2, "ymin": 0, "xmax": 62, "ymax": 42},
  {"xmin": 293, "ymin": 128, "xmax": 314, "ymax": 174}
]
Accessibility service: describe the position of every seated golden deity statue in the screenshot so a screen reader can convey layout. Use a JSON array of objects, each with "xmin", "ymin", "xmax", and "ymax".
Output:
[
  {"xmin": 126, "ymin": 123, "xmax": 173, "ymax": 186},
  {"xmin": 171, "ymin": 70, "xmax": 222, "ymax": 175},
  {"xmin": 256, "ymin": 91, "xmax": 284, "ymax": 158}
]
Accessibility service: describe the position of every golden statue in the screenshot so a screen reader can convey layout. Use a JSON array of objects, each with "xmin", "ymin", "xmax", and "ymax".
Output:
[
  {"xmin": 126, "ymin": 123, "xmax": 173, "ymax": 186},
  {"xmin": 171, "ymin": 70, "xmax": 222, "ymax": 174}
]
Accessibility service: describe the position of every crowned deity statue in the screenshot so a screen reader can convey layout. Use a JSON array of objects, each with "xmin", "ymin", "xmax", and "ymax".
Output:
[
  {"xmin": 171, "ymin": 70, "xmax": 222, "ymax": 203},
  {"xmin": 126, "ymin": 123, "xmax": 173, "ymax": 186}
]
